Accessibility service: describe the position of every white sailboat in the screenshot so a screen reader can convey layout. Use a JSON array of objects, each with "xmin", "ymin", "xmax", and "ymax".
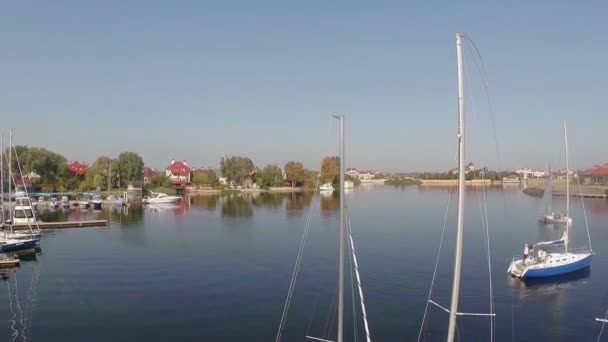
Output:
[
  {"xmin": 1, "ymin": 132, "xmax": 39, "ymax": 251},
  {"xmin": 539, "ymin": 133, "xmax": 573, "ymax": 225},
  {"xmin": 508, "ymin": 122, "xmax": 592, "ymax": 279}
]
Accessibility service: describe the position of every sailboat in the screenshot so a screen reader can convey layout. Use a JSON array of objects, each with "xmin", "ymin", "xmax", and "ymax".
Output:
[
  {"xmin": 539, "ymin": 135, "xmax": 573, "ymax": 225},
  {"xmin": 0, "ymin": 132, "xmax": 40, "ymax": 251},
  {"xmin": 508, "ymin": 122, "xmax": 592, "ymax": 279}
]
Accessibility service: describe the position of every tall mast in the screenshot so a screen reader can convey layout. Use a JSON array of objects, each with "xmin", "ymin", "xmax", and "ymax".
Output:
[
  {"xmin": 447, "ymin": 33, "xmax": 466, "ymax": 342},
  {"xmin": 8, "ymin": 131, "xmax": 12, "ymax": 225},
  {"xmin": 108, "ymin": 159, "xmax": 112, "ymax": 197},
  {"xmin": 564, "ymin": 121, "xmax": 569, "ymax": 252},
  {"xmin": 333, "ymin": 114, "xmax": 345, "ymax": 342},
  {"xmin": 564, "ymin": 121, "xmax": 569, "ymax": 218}
]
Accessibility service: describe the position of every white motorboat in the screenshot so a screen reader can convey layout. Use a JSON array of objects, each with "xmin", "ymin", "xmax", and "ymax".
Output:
[
  {"xmin": 13, "ymin": 197, "xmax": 36, "ymax": 225},
  {"xmin": 146, "ymin": 192, "xmax": 181, "ymax": 204},
  {"xmin": 91, "ymin": 195, "xmax": 103, "ymax": 210},
  {"xmin": 49, "ymin": 197, "xmax": 59, "ymax": 209},
  {"xmin": 344, "ymin": 180, "xmax": 354, "ymax": 189},
  {"xmin": 319, "ymin": 183, "xmax": 334, "ymax": 192},
  {"xmin": 78, "ymin": 200, "xmax": 90, "ymax": 209}
]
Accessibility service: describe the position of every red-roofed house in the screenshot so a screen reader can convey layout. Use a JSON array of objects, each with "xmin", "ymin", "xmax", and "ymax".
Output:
[
  {"xmin": 584, "ymin": 163, "xmax": 608, "ymax": 185},
  {"xmin": 165, "ymin": 160, "xmax": 192, "ymax": 185},
  {"xmin": 68, "ymin": 161, "xmax": 88, "ymax": 177},
  {"xmin": 143, "ymin": 168, "xmax": 158, "ymax": 185},
  {"xmin": 15, "ymin": 178, "xmax": 34, "ymax": 193}
]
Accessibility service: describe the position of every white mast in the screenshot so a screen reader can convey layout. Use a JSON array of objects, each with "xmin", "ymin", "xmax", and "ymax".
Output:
[
  {"xmin": 333, "ymin": 114, "xmax": 345, "ymax": 342},
  {"xmin": 8, "ymin": 131, "xmax": 12, "ymax": 225},
  {"xmin": 447, "ymin": 33, "xmax": 466, "ymax": 342},
  {"xmin": 564, "ymin": 121, "xmax": 570, "ymax": 252}
]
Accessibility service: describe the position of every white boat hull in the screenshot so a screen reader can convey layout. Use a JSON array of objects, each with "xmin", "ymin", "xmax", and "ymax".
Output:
[
  {"xmin": 148, "ymin": 197, "xmax": 181, "ymax": 204},
  {"xmin": 539, "ymin": 214, "xmax": 572, "ymax": 225}
]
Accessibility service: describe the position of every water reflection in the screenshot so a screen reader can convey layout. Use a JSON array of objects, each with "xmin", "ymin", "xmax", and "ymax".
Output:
[
  {"xmin": 251, "ymin": 193, "xmax": 284, "ymax": 209},
  {"xmin": 286, "ymin": 192, "xmax": 314, "ymax": 217},
  {"xmin": 1, "ymin": 255, "xmax": 41, "ymax": 342},
  {"xmin": 189, "ymin": 195, "xmax": 219, "ymax": 210},
  {"xmin": 221, "ymin": 196, "xmax": 253, "ymax": 218},
  {"xmin": 320, "ymin": 192, "xmax": 339, "ymax": 217}
]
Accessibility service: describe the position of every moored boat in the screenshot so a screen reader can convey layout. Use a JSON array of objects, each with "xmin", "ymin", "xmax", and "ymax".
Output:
[
  {"xmin": 146, "ymin": 192, "xmax": 181, "ymax": 204},
  {"xmin": 319, "ymin": 183, "xmax": 334, "ymax": 192},
  {"xmin": 509, "ymin": 122, "xmax": 592, "ymax": 279},
  {"xmin": 91, "ymin": 195, "xmax": 103, "ymax": 210}
]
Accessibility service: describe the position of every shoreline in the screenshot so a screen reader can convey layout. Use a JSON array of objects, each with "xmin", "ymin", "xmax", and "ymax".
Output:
[{"xmin": 185, "ymin": 186, "xmax": 314, "ymax": 195}]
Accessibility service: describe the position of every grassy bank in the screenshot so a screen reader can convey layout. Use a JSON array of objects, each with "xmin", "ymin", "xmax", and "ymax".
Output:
[
  {"xmin": 384, "ymin": 178, "xmax": 421, "ymax": 186},
  {"xmin": 523, "ymin": 188, "xmax": 544, "ymax": 197}
]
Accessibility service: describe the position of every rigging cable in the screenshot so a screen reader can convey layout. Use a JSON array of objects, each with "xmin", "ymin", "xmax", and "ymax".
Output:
[
  {"xmin": 276, "ymin": 117, "xmax": 336, "ymax": 342},
  {"xmin": 274, "ymin": 191, "xmax": 319, "ymax": 342},
  {"xmin": 417, "ymin": 186, "xmax": 454, "ymax": 342},
  {"xmin": 574, "ymin": 173, "xmax": 593, "ymax": 252},
  {"xmin": 347, "ymin": 210, "xmax": 359, "ymax": 342},
  {"xmin": 346, "ymin": 206, "xmax": 371, "ymax": 342}
]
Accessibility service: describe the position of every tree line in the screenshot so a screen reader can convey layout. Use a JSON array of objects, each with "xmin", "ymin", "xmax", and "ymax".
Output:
[
  {"xmin": 218, "ymin": 155, "xmax": 345, "ymax": 189},
  {"xmin": 2, "ymin": 146, "xmax": 145, "ymax": 192},
  {"xmin": 1, "ymin": 144, "xmax": 350, "ymax": 192}
]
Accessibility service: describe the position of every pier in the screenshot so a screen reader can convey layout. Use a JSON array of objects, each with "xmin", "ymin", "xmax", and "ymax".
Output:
[{"xmin": 12, "ymin": 220, "xmax": 108, "ymax": 230}]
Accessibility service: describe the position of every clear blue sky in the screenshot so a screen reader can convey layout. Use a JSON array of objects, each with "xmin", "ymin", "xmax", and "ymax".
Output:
[{"xmin": 1, "ymin": 1, "xmax": 606, "ymax": 172}]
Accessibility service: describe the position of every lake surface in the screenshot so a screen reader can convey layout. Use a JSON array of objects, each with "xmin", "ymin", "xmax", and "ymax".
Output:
[{"xmin": 1, "ymin": 185, "xmax": 608, "ymax": 341}]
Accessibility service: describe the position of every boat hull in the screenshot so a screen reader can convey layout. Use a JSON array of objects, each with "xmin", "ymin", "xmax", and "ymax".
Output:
[
  {"xmin": 510, "ymin": 253, "xmax": 592, "ymax": 279},
  {"xmin": 0, "ymin": 239, "xmax": 37, "ymax": 253},
  {"xmin": 148, "ymin": 198, "xmax": 180, "ymax": 204},
  {"xmin": 92, "ymin": 201, "xmax": 102, "ymax": 210},
  {"xmin": 539, "ymin": 215, "xmax": 572, "ymax": 225}
]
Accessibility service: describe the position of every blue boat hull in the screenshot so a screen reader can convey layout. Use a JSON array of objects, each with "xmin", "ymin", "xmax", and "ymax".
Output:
[
  {"xmin": 523, "ymin": 254, "xmax": 592, "ymax": 279},
  {"xmin": 1, "ymin": 240, "xmax": 37, "ymax": 253}
]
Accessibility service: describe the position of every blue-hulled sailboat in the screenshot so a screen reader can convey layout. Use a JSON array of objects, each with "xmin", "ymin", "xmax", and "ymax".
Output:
[{"xmin": 508, "ymin": 122, "xmax": 592, "ymax": 279}]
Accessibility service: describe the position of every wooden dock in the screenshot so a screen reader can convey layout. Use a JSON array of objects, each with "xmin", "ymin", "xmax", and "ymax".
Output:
[
  {"xmin": 12, "ymin": 220, "xmax": 108, "ymax": 230},
  {"xmin": 554, "ymin": 193, "xmax": 607, "ymax": 199}
]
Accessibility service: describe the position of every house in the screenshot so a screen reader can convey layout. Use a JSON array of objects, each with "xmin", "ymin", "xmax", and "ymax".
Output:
[
  {"xmin": 515, "ymin": 168, "xmax": 548, "ymax": 179},
  {"xmin": 346, "ymin": 168, "xmax": 359, "ymax": 178},
  {"xmin": 15, "ymin": 178, "xmax": 35, "ymax": 193},
  {"xmin": 165, "ymin": 160, "xmax": 192, "ymax": 185},
  {"xmin": 143, "ymin": 168, "xmax": 158, "ymax": 185},
  {"xmin": 26, "ymin": 171, "xmax": 41, "ymax": 180},
  {"xmin": 68, "ymin": 161, "xmax": 88, "ymax": 177},
  {"xmin": 358, "ymin": 171, "xmax": 375, "ymax": 180},
  {"xmin": 584, "ymin": 163, "xmax": 608, "ymax": 185}
]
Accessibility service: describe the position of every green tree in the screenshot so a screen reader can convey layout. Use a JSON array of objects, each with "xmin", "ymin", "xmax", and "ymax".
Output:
[
  {"xmin": 256, "ymin": 164, "xmax": 284, "ymax": 188},
  {"xmin": 83, "ymin": 156, "xmax": 113, "ymax": 191},
  {"xmin": 149, "ymin": 175, "xmax": 171, "ymax": 187},
  {"xmin": 303, "ymin": 169, "xmax": 319, "ymax": 189},
  {"xmin": 284, "ymin": 161, "xmax": 304, "ymax": 188},
  {"xmin": 192, "ymin": 169, "xmax": 219, "ymax": 187},
  {"xmin": 3, "ymin": 145, "xmax": 70, "ymax": 191},
  {"xmin": 220, "ymin": 156, "xmax": 254, "ymax": 185},
  {"xmin": 320, "ymin": 156, "xmax": 340, "ymax": 184},
  {"xmin": 117, "ymin": 152, "xmax": 144, "ymax": 186}
]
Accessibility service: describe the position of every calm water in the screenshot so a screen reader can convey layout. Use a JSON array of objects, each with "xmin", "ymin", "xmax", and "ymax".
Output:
[{"xmin": 1, "ymin": 185, "xmax": 608, "ymax": 341}]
